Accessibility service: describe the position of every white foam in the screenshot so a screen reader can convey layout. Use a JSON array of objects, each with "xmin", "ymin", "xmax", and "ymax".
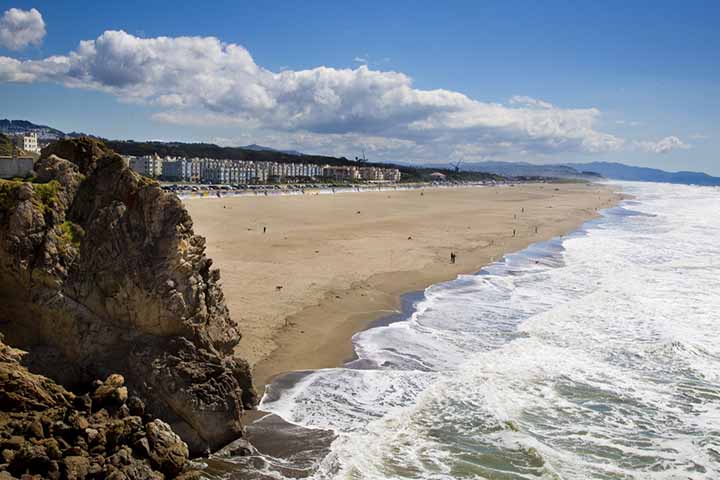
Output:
[{"xmin": 260, "ymin": 181, "xmax": 720, "ymax": 479}]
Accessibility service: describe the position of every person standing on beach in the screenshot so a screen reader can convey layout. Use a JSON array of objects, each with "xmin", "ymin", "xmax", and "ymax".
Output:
[{"xmin": 450, "ymin": 252, "xmax": 456, "ymax": 264}]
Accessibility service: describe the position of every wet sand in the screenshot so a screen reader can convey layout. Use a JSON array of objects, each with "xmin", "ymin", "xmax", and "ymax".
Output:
[{"xmin": 185, "ymin": 183, "xmax": 621, "ymax": 393}]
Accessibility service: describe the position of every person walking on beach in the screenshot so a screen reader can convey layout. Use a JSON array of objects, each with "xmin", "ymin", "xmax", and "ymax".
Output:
[
  {"xmin": 513, "ymin": 228, "xmax": 516, "ymax": 237},
  {"xmin": 263, "ymin": 226, "xmax": 267, "ymax": 234},
  {"xmin": 450, "ymin": 252, "xmax": 456, "ymax": 264}
]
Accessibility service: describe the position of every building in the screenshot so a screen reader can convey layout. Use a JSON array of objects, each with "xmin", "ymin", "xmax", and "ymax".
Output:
[
  {"xmin": 129, "ymin": 154, "xmax": 163, "ymax": 178},
  {"xmin": 383, "ymin": 168, "xmax": 402, "ymax": 182},
  {"xmin": 13, "ymin": 132, "xmax": 41, "ymax": 154},
  {"xmin": 322, "ymin": 165, "xmax": 360, "ymax": 181},
  {"xmin": 127, "ymin": 153, "xmax": 400, "ymax": 185},
  {"xmin": 322, "ymin": 165, "xmax": 401, "ymax": 182},
  {"xmin": 162, "ymin": 158, "xmax": 194, "ymax": 182}
]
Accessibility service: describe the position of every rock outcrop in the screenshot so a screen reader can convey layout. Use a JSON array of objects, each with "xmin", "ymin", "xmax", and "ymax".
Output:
[
  {"xmin": 0, "ymin": 334, "xmax": 198, "ymax": 478},
  {"xmin": 0, "ymin": 138, "xmax": 256, "ymax": 455}
]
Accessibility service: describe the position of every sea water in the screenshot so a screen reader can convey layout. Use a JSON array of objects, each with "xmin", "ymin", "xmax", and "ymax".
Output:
[{"xmin": 224, "ymin": 181, "xmax": 720, "ymax": 479}]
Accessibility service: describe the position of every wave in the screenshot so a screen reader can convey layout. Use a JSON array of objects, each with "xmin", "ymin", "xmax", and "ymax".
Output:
[{"xmin": 254, "ymin": 181, "xmax": 720, "ymax": 479}]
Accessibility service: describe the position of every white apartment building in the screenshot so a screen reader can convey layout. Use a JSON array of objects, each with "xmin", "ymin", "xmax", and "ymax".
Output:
[
  {"xmin": 161, "ymin": 157, "xmax": 199, "ymax": 182},
  {"xmin": 129, "ymin": 154, "xmax": 163, "ymax": 178},
  {"xmin": 129, "ymin": 154, "xmax": 399, "ymax": 184},
  {"xmin": 16, "ymin": 132, "xmax": 40, "ymax": 154}
]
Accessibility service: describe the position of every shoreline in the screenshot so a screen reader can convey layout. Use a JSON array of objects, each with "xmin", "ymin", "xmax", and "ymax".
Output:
[
  {"xmin": 251, "ymin": 189, "xmax": 622, "ymax": 395},
  {"xmin": 184, "ymin": 182, "xmax": 623, "ymax": 406}
]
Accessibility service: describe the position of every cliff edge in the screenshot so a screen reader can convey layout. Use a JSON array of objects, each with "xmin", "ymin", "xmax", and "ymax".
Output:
[{"xmin": 0, "ymin": 138, "xmax": 256, "ymax": 455}]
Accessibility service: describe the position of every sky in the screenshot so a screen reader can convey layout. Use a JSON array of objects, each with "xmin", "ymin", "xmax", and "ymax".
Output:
[{"xmin": 0, "ymin": 1, "xmax": 718, "ymax": 174}]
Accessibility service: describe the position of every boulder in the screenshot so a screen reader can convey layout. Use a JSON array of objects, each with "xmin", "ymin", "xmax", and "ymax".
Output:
[
  {"xmin": 146, "ymin": 420, "xmax": 189, "ymax": 477},
  {"xmin": 62, "ymin": 455, "xmax": 90, "ymax": 480},
  {"xmin": 0, "ymin": 335, "xmax": 198, "ymax": 478}
]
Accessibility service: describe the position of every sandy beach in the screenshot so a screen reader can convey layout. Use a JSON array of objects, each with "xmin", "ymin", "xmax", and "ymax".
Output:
[{"xmin": 185, "ymin": 183, "xmax": 621, "ymax": 392}]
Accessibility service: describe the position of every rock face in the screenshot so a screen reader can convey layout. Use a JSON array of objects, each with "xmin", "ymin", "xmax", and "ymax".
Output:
[
  {"xmin": 0, "ymin": 334, "xmax": 197, "ymax": 478},
  {"xmin": 0, "ymin": 138, "xmax": 257, "ymax": 455}
]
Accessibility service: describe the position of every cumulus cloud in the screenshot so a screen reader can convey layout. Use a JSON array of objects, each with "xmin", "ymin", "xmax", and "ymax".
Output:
[
  {"xmin": 635, "ymin": 136, "xmax": 689, "ymax": 154},
  {"xmin": 1, "ymin": 29, "xmax": 681, "ymax": 161},
  {"xmin": 509, "ymin": 95, "xmax": 554, "ymax": 109},
  {"xmin": 0, "ymin": 8, "xmax": 46, "ymax": 50}
]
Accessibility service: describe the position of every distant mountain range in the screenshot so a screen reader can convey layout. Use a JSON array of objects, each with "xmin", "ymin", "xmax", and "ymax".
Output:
[
  {"xmin": 0, "ymin": 119, "xmax": 65, "ymax": 140},
  {"xmin": 240, "ymin": 144, "xmax": 303, "ymax": 156},
  {"xmin": 3, "ymin": 119, "xmax": 717, "ymax": 185},
  {"xmin": 563, "ymin": 162, "xmax": 720, "ymax": 186},
  {"xmin": 425, "ymin": 160, "xmax": 720, "ymax": 186},
  {"xmin": 424, "ymin": 161, "xmax": 603, "ymax": 181}
]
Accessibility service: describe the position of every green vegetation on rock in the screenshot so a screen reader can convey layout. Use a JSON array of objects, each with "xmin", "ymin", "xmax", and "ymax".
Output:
[
  {"xmin": 60, "ymin": 220, "xmax": 84, "ymax": 248},
  {"xmin": 0, "ymin": 179, "xmax": 21, "ymax": 211},
  {"xmin": 33, "ymin": 180, "xmax": 61, "ymax": 213},
  {"xmin": 0, "ymin": 179, "xmax": 61, "ymax": 214}
]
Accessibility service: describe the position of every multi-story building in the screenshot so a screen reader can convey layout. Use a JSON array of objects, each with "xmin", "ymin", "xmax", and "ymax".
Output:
[
  {"xmin": 161, "ymin": 158, "xmax": 189, "ymax": 182},
  {"xmin": 382, "ymin": 168, "xmax": 402, "ymax": 182},
  {"xmin": 127, "ymin": 154, "xmax": 400, "ymax": 184},
  {"xmin": 129, "ymin": 154, "xmax": 163, "ymax": 178},
  {"xmin": 323, "ymin": 165, "xmax": 360, "ymax": 181},
  {"xmin": 13, "ymin": 132, "xmax": 41, "ymax": 154}
]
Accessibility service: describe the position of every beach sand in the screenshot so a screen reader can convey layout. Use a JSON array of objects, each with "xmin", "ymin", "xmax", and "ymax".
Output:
[{"xmin": 185, "ymin": 183, "xmax": 621, "ymax": 392}]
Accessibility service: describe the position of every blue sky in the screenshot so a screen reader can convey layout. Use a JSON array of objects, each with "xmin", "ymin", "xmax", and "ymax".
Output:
[{"xmin": 1, "ymin": 0, "xmax": 718, "ymax": 173}]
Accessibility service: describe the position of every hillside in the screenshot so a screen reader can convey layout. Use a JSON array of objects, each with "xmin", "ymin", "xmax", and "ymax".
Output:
[
  {"xmin": 0, "ymin": 119, "xmax": 65, "ymax": 140},
  {"xmin": 241, "ymin": 143, "xmax": 303, "ymax": 156},
  {"xmin": 105, "ymin": 140, "xmax": 503, "ymax": 183},
  {"xmin": 0, "ymin": 133, "xmax": 12, "ymax": 156},
  {"xmin": 424, "ymin": 161, "xmax": 603, "ymax": 180},
  {"xmin": 565, "ymin": 161, "xmax": 720, "ymax": 186}
]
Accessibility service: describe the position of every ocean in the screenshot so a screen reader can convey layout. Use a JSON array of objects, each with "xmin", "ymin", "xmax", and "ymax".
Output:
[{"xmin": 210, "ymin": 181, "xmax": 720, "ymax": 479}]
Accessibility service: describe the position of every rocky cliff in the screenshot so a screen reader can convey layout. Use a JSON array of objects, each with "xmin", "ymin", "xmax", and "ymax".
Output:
[
  {"xmin": 0, "ymin": 334, "xmax": 197, "ymax": 478},
  {"xmin": 0, "ymin": 138, "xmax": 256, "ymax": 456}
]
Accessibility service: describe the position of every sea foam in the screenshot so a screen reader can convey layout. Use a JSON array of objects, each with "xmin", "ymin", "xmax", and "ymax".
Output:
[{"xmin": 257, "ymin": 181, "xmax": 720, "ymax": 479}]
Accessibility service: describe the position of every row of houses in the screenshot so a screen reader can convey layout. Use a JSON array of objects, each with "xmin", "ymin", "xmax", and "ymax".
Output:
[{"xmin": 127, "ymin": 155, "xmax": 402, "ymax": 184}]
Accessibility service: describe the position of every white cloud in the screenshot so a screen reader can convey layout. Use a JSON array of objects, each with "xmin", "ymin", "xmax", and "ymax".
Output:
[
  {"xmin": 0, "ymin": 29, "xmax": 681, "ymax": 162},
  {"xmin": 509, "ymin": 95, "xmax": 554, "ymax": 109},
  {"xmin": 635, "ymin": 136, "xmax": 690, "ymax": 154},
  {"xmin": 353, "ymin": 56, "xmax": 368, "ymax": 63},
  {"xmin": 0, "ymin": 8, "xmax": 46, "ymax": 51},
  {"xmin": 615, "ymin": 120, "xmax": 642, "ymax": 127}
]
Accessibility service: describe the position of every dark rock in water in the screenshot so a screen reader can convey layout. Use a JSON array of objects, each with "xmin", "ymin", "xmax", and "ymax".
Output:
[
  {"xmin": 214, "ymin": 437, "xmax": 256, "ymax": 458},
  {"xmin": 0, "ymin": 138, "xmax": 257, "ymax": 455}
]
